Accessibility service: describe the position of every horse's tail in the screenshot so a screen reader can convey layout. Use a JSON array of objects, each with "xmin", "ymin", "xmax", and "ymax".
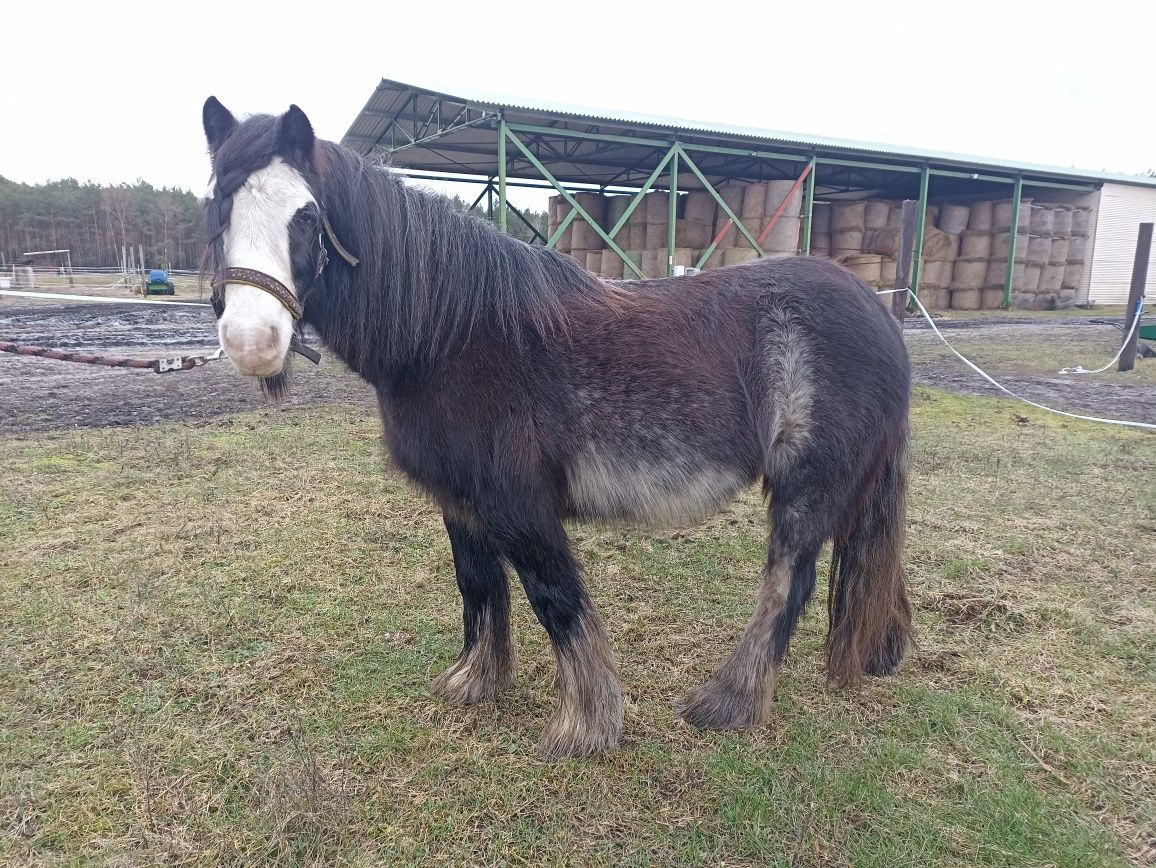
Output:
[{"xmin": 825, "ymin": 424, "xmax": 913, "ymax": 686}]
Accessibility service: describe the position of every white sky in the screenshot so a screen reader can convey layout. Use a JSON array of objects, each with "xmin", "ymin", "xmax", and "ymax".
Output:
[{"xmin": 3, "ymin": 0, "xmax": 1152, "ymax": 206}]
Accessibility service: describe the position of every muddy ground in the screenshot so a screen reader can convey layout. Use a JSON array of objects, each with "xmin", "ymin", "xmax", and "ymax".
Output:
[{"xmin": 1, "ymin": 301, "xmax": 1153, "ymax": 434}]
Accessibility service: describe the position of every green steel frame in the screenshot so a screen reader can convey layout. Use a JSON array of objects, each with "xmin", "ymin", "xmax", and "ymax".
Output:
[{"xmin": 374, "ymin": 111, "xmax": 1098, "ymax": 288}]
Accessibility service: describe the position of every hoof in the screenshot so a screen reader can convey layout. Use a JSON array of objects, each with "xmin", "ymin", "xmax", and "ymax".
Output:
[
  {"xmin": 536, "ymin": 700, "xmax": 623, "ymax": 759},
  {"xmin": 676, "ymin": 679, "xmax": 773, "ymax": 731},
  {"xmin": 430, "ymin": 654, "xmax": 513, "ymax": 706}
]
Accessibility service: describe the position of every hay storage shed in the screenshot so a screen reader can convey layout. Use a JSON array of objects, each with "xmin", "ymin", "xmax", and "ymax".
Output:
[{"xmin": 343, "ymin": 78, "xmax": 1156, "ymax": 309}]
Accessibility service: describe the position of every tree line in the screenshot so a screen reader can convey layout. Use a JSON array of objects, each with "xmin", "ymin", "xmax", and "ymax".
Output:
[
  {"xmin": 0, "ymin": 175, "xmax": 551, "ymax": 272},
  {"xmin": 0, "ymin": 176, "xmax": 205, "ymax": 270}
]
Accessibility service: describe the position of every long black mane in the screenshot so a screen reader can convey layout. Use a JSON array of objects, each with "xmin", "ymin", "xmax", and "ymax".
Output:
[{"xmin": 203, "ymin": 113, "xmax": 606, "ymax": 372}]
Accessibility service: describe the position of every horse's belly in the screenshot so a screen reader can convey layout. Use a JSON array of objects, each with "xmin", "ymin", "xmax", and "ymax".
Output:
[{"xmin": 565, "ymin": 449, "xmax": 749, "ymax": 527}]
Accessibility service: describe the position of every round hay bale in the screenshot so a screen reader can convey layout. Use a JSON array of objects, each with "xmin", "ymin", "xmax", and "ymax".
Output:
[
  {"xmin": 950, "ymin": 288, "xmax": 982, "ymax": 311},
  {"xmin": 573, "ymin": 223, "xmax": 606, "ymax": 250},
  {"xmin": 993, "ymin": 198, "xmax": 1032, "ymax": 230},
  {"xmin": 951, "ymin": 258, "xmax": 988, "ymax": 290},
  {"xmin": 685, "ymin": 191, "xmax": 715, "ymax": 224},
  {"xmin": 600, "ymin": 249, "xmax": 624, "ymax": 279},
  {"xmin": 1023, "ymin": 264, "xmax": 1043, "ymax": 292},
  {"xmin": 741, "ymin": 183, "xmax": 767, "ymax": 218},
  {"xmin": 832, "ymin": 228, "xmax": 863, "ymax": 254},
  {"xmin": 809, "ymin": 233, "xmax": 832, "ymax": 256},
  {"xmin": 881, "ymin": 256, "xmax": 897, "ymax": 284},
  {"xmin": 938, "ymin": 203, "xmax": 971, "ymax": 235},
  {"xmin": 675, "ymin": 219, "xmax": 712, "ymax": 250},
  {"xmin": 645, "ymin": 221, "xmax": 669, "ymax": 250},
  {"xmin": 642, "ymin": 249, "xmax": 664, "ymax": 279},
  {"xmin": 864, "ymin": 200, "xmax": 892, "ymax": 230},
  {"xmin": 585, "ymin": 250, "xmax": 603, "ymax": 273},
  {"xmin": 1071, "ymin": 206, "xmax": 1092, "ymax": 237},
  {"xmin": 886, "ymin": 203, "xmax": 903, "ymax": 228},
  {"xmin": 623, "ymin": 250, "xmax": 643, "ymax": 278},
  {"xmin": 862, "ymin": 227, "xmax": 900, "ymax": 255},
  {"xmin": 1066, "ymin": 236, "xmax": 1087, "ymax": 263},
  {"xmin": 1049, "ymin": 238, "xmax": 1070, "ymax": 265},
  {"xmin": 920, "ymin": 287, "xmax": 951, "ymax": 310},
  {"xmin": 673, "ymin": 248, "xmax": 697, "ymax": 268},
  {"xmin": 842, "ymin": 253, "xmax": 883, "ymax": 284},
  {"xmin": 723, "ymin": 248, "xmax": 759, "ymax": 267},
  {"xmin": 605, "ymin": 195, "xmax": 630, "ymax": 231},
  {"xmin": 960, "ymin": 231, "xmax": 993, "ymax": 259},
  {"xmin": 763, "ymin": 216, "xmax": 801, "ymax": 253},
  {"xmin": 1040, "ymin": 264, "xmax": 1065, "ymax": 292},
  {"xmin": 984, "ymin": 259, "xmax": 1026, "ymax": 289},
  {"xmin": 627, "ymin": 222, "xmax": 647, "ymax": 250},
  {"xmin": 1013, "ymin": 293, "xmax": 1037, "ymax": 310},
  {"xmin": 921, "ymin": 258, "xmax": 953, "ymax": 288},
  {"xmin": 733, "ymin": 216, "xmax": 764, "ymax": 250},
  {"xmin": 1029, "ymin": 204, "xmax": 1055, "ymax": 237},
  {"xmin": 1058, "ymin": 289, "xmax": 1078, "ymax": 308},
  {"xmin": 765, "ymin": 180, "xmax": 803, "ymax": 218},
  {"xmin": 644, "ymin": 191, "xmax": 668, "ymax": 223},
  {"xmin": 1063, "ymin": 262, "xmax": 1084, "ymax": 289},
  {"xmin": 12, "ymin": 266, "xmax": 34, "ymax": 289},
  {"xmin": 921, "ymin": 226, "xmax": 958, "ymax": 261},
  {"xmin": 968, "ymin": 200, "xmax": 994, "ymax": 231},
  {"xmin": 811, "ymin": 202, "xmax": 832, "ymax": 234},
  {"xmin": 981, "ymin": 288, "xmax": 1006, "ymax": 309},
  {"xmin": 1051, "ymin": 205, "xmax": 1073, "ymax": 236},
  {"xmin": 992, "ymin": 231, "xmax": 1027, "ymax": 261},
  {"xmin": 831, "ymin": 201, "xmax": 867, "ymax": 231},
  {"xmin": 702, "ymin": 249, "xmax": 725, "ymax": 270},
  {"xmin": 924, "ymin": 205, "xmax": 940, "ymax": 228},
  {"xmin": 1027, "ymin": 235, "xmax": 1052, "ymax": 265}
]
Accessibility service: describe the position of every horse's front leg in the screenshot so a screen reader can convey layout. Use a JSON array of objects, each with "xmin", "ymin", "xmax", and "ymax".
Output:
[
  {"xmin": 498, "ymin": 519, "xmax": 623, "ymax": 758},
  {"xmin": 430, "ymin": 516, "xmax": 515, "ymax": 705}
]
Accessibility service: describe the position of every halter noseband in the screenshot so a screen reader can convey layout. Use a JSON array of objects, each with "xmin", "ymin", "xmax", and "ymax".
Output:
[{"xmin": 211, "ymin": 209, "xmax": 359, "ymax": 364}]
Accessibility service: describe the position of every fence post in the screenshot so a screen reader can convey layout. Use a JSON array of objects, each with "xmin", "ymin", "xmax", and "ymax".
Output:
[
  {"xmin": 891, "ymin": 200, "xmax": 919, "ymax": 321},
  {"xmin": 1119, "ymin": 222, "xmax": 1152, "ymax": 373}
]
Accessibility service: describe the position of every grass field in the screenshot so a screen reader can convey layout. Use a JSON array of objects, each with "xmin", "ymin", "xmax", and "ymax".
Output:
[{"xmin": 1, "ymin": 388, "xmax": 1153, "ymax": 866}]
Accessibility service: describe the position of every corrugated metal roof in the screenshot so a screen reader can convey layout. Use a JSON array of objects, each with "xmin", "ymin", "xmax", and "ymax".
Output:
[{"xmin": 342, "ymin": 78, "xmax": 1156, "ymax": 190}]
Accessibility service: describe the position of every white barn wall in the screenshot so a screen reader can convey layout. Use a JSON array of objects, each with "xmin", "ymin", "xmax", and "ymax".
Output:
[{"xmin": 1087, "ymin": 183, "xmax": 1156, "ymax": 306}]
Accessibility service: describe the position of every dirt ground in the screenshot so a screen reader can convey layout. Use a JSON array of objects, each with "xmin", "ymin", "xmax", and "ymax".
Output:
[{"xmin": 2, "ymin": 300, "xmax": 1153, "ymax": 434}]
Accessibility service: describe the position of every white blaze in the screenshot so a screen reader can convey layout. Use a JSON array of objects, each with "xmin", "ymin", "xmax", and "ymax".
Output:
[{"xmin": 218, "ymin": 158, "xmax": 315, "ymax": 377}]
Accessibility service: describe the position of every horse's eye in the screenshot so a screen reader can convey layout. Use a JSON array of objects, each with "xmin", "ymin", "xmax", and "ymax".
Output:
[{"xmin": 294, "ymin": 209, "xmax": 317, "ymax": 226}]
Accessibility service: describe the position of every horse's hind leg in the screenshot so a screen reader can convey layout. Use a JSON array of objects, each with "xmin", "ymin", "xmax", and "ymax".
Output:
[
  {"xmin": 499, "ymin": 521, "xmax": 623, "ymax": 758},
  {"xmin": 430, "ymin": 517, "xmax": 515, "ymax": 705},
  {"xmin": 677, "ymin": 490, "xmax": 829, "ymax": 731}
]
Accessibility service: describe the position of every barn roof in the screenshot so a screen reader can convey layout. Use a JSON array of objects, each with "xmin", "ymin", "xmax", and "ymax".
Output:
[{"xmin": 341, "ymin": 78, "xmax": 1155, "ymax": 192}]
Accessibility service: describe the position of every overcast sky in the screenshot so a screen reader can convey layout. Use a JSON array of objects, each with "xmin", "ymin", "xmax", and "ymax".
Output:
[{"xmin": 4, "ymin": 0, "xmax": 1151, "ymax": 203}]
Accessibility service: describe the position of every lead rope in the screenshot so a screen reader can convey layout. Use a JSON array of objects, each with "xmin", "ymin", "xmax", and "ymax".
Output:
[{"xmin": 879, "ymin": 287, "xmax": 1155, "ymax": 431}]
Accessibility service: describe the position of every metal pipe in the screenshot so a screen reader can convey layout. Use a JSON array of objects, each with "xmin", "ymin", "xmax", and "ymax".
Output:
[
  {"xmin": 1003, "ymin": 175, "xmax": 1023, "ymax": 308},
  {"xmin": 668, "ymin": 147, "xmax": 679, "ymax": 276},
  {"xmin": 802, "ymin": 157, "xmax": 816, "ymax": 254},
  {"xmin": 498, "ymin": 118, "xmax": 508, "ymax": 231}
]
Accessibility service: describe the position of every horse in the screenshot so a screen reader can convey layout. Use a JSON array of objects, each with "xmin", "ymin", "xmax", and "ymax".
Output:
[{"xmin": 200, "ymin": 98, "xmax": 913, "ymax": 758}]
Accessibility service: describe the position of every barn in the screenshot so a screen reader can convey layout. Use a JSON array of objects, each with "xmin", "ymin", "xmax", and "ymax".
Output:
[{"xmin": 342, "ymin": 78, "xmax": 1156, "ymax": 310}]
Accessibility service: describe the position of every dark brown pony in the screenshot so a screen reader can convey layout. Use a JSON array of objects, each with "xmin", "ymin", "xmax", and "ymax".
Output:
[{"xmin": 201, "ymin": 98, "xmax": 913, "ymax": 758}]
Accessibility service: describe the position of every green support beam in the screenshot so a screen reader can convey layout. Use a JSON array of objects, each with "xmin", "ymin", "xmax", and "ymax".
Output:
[
  {"xmin": 504, "ymin": 127, "xmax": 644, "ymax": 278},
  {"xmin": 802, "ymin": 156, "xmax": 816, "ymax": 254},
  {"xmin": 910, "ymin": 165, "xmax": 930, "ymax": 296},
  {"xmin": 1004, "ymin": 175, "xmax": 1023, "ymax": 308},
  {"xmin": 668, "ymin": 147, "xmax": 679, "ymax": 276},
  {"xmin": 498, "ymin": 118, "xmax": 507, "ymax": 232},
  {"xmin": 679, "ymin": 146, "xmax": 765, "ymax": 256}
]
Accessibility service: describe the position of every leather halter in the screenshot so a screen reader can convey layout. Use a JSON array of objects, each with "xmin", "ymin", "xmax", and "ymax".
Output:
[{"xmin": 211, "ymin": 209, "xmax": 359, "ymax": 364}]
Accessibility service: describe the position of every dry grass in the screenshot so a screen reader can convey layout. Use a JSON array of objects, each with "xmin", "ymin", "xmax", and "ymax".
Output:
[{"xmin": 1, "ymin": 388, "xmax": 1154, "ymax": 866}]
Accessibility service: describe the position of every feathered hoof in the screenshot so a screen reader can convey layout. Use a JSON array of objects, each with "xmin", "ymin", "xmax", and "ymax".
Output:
[
  {"xmin": 535, "ymin": 697, "xmax": 623, "ymax": 759},
  {"xmin": 430, "ymin": 656, "xmax": 513, "ymax": 706},
  {"xmin": 676, "ymin": 679, "xmax": 773, "ymax": 731}
]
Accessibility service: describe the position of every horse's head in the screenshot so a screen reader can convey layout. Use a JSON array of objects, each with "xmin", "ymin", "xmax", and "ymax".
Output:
[{"xmin": 201, "ymin": 97, "xmax": 327, "ymax": 380}]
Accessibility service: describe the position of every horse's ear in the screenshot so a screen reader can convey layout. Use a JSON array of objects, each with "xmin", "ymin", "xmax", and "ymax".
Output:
[
  {"xmin": 202, "ymin": 96, "xmax": 237, "ymax": 155},
  {"xmin": 280, "ymin": 104, "xmax": 316, "ymax": 167}
]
